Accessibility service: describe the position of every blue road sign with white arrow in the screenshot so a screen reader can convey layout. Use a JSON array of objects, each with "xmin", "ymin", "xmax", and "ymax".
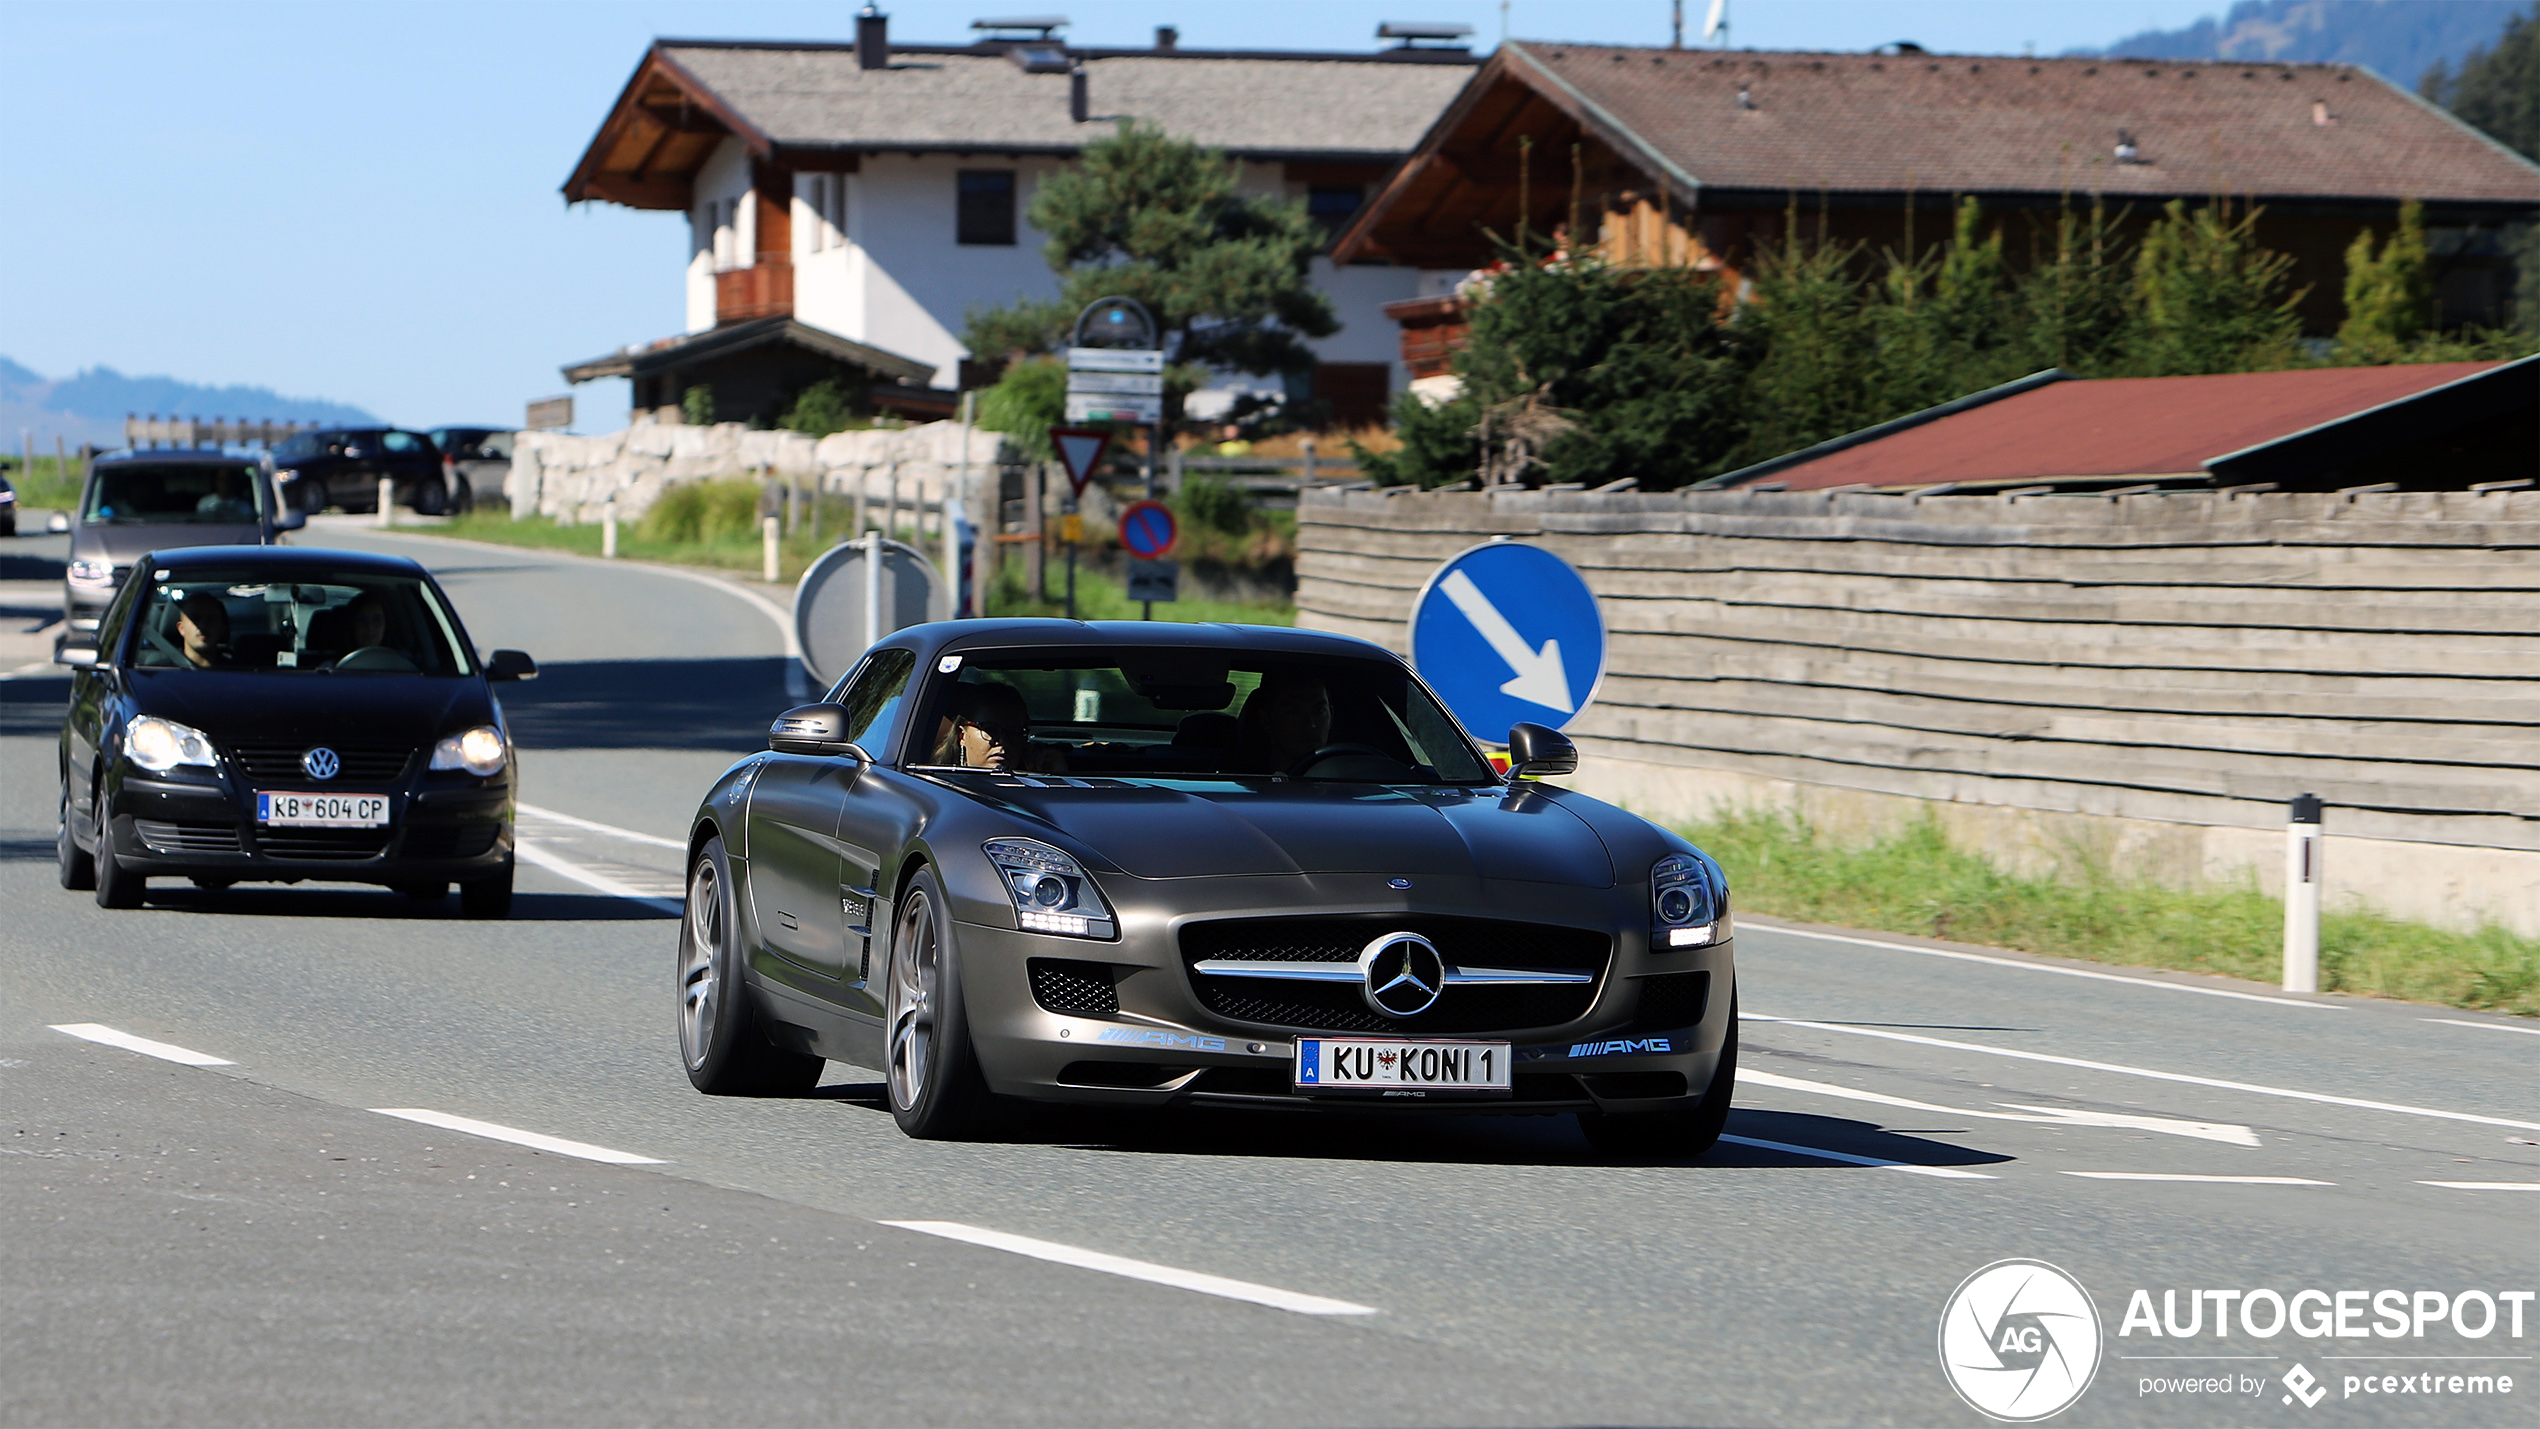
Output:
[{"xmin": 1409, "ymin": 541, "xmax": 1605, "ymax": 740}]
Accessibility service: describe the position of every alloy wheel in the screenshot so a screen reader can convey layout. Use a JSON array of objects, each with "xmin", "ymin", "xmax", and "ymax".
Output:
[{"xmin": 886, "ymin": 888, "xmax": 938, "ymax": 1110}]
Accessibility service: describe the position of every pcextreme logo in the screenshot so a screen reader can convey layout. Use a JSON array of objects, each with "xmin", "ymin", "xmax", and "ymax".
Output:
[{"xmin": 1939, "ymin": 1260, "xmax": 2104, "ymax": 1422}]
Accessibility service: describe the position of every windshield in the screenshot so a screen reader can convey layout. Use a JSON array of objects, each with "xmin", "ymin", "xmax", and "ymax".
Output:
[
  {"xmin": 130, "ymin": 567, "xmax": 472, "ymax": 676},
  {"xmin": 84, "ymin": 463, "xmax": 268, "ymax": 524},
  {"xmin": 914, "ymin": 649, "xmax": 1494, "ymax": 785}
]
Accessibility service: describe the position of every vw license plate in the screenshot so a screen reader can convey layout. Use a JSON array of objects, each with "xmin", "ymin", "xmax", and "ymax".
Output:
[
  {"xmin": 1295, "ymin": 1038, "xmax": 1512, "ymax": 1096},
  {"xmin": 257, "ymin": 792, "xmax": 388, "ymax": 828}
]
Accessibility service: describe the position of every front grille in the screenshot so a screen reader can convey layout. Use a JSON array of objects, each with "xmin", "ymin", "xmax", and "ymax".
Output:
[
  {"xmin": 1630, "ymin": 971, "xmax": 1710, "ymax": 1033},
  {"xmin": 1180, "ymin": 915, "xmax": 1610, "ymax": 1035},
  {"xmin": 401, "ymin": 823, "xmax": 501, "ymax": 859},
  {"xmin": 254, "ymin": 827, "xmax": 390, "ymax": 862},
  {"xmin": 226, "ymin": 742, "xmax": 413, "ymax": 784},
  {"xmin": 1028, "ymin": 958, "xmax": 1119, "ymax": 1016},
  {"xmin": 134, "ymin": 819, "xmax": 240, "ymax": 854}
]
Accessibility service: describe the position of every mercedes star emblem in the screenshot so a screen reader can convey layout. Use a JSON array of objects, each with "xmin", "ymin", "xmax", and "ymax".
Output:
[
  {"xmin": 1358, "ymin": 931, "xmax": 1446, "ymax": 1018},
  {"xmin": 301, "ymin": 746, "xmax": 341, "ymax": 780}
]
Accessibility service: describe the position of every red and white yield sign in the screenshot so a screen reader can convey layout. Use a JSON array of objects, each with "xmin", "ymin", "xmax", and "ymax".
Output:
[
  {"xmin": 1048, "ymin": 426, "xmax": 1112, "ymax": 497},
  {"xmin": 1118, "ymin": 500, "xmax": 1177, "ymax": 559}
]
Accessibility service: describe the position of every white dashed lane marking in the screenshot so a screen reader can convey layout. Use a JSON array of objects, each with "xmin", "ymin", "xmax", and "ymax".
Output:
[
  {"xmin": 880, "ymin": 1220, "xmax": 1380, "ymax": 1316},
  {"xmin": 50, "ymin": 1023, "xmax": 233, "ymax": 1066},
  {"xmin": 369, "ymin": 1109, "xmax": 666, "ymax": 1165}
]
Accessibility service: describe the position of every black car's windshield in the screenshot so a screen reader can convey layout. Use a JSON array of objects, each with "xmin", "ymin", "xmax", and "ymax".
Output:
[
  {"xmin": 84, "ymin": 463, "xmax": 267, "ymax": 524},
  {"xmin": 130, "ymin": 567, "xmax": 472, "ymax": 676},
  {"xmin": 913, "ymin": 649, "xmax": 1493, "ymax": 784}
]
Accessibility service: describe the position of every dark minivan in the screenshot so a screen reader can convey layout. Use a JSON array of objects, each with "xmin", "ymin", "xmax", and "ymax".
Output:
[{"xmin": 56, "ymin": 546, "xmax": 535, "ymax": 915}]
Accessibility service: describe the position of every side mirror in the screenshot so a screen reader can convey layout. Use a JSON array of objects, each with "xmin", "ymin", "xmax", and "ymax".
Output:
[
  {"xmin": 273, "ymin": 507, "xmax": 307, "ymax": 532},
  {"xmin": 769, "ymin": 703, "xmax": 859, "ymax": 757},
  {"xmin": 1505, "ymin": 721, "xmax": 1577, "ymax": 780},
  {"xmin": 54, "ymin": 642, "xmax": 98, "ymax": 669},
  {"xmin": 484, "ymin": 649, "xmax": 537, "ymax": 682}
]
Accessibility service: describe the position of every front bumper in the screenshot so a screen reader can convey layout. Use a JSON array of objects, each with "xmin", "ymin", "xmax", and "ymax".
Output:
[
  {"xmin": 102, "ymin": 766, "xmax": 513, "ymax": 884},
  {"xmin": 951, "ymin": 876, "xmax": 1734, "ymax": 1115}
]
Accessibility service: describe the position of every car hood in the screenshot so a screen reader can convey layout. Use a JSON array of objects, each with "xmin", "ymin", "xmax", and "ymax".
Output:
[
  {"xmin": 965, "ymin": 779, "xmax": 1616, "ymax": 887},
  {"xmin": 77, "ymin": 523, "xmax": 267, "ymax": 563},
  {"xmin": 129, "ymin": 670, "xmax": 490, "ymax": 751}
]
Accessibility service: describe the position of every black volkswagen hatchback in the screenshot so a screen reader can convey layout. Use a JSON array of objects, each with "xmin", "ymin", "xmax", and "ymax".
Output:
[{"xmin": 54, "ymin": 546, "xmax": 535, "ymax": 914}]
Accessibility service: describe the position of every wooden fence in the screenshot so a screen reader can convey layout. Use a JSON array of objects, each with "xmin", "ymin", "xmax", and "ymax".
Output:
[{"xmin": 1297, "ymin": 484, "xmax": 2540, "ymax": 932}]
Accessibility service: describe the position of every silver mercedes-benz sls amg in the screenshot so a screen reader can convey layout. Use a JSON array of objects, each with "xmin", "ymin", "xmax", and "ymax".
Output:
[{"xmin": 676, "ymin": 619, "xmax": 1736, "ymax": 1154}]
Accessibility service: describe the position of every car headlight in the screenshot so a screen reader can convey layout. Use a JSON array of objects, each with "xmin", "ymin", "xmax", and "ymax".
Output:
[
  {"xmin": 1651, "ymin": 853, "xmax": 1725, "ymax": 948},
  {"xmin": 984, "ymin": 837, "xmax": 1116, "ymax": 939},
  {"xmin": 68, "ymin": 558, "xmax": 114, "ymax": 586},
  {"xmin": 429, "ymin": 725, "xmax": 508, "ymax": 777},
  {"xmin": 126, "ymin": 715, "xmax": 218, "ymax": 773}
]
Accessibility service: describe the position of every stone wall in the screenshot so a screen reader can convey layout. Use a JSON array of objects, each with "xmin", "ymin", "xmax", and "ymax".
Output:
[
  {"xmin": 1296, "ymin": 483, "xmax": 2540, "ymax": 934},
  {"xmin": 509, "ymin": 417, "xmax": 1008, "ymax": 526}
]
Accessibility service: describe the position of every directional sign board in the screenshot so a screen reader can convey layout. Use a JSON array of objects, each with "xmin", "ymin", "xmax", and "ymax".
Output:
[
  {"xmin": 1409, "ymin": 541, "xmax": 1604, "ymax": 741},
  {"xmin": 1066, "ymin": 346, "xmax": 1163, "ymax": 424},
  {"xmin": 1047, "ymin": 427, "xmax": 1111, "ymax": 498},
  {"xmin": 1118, "ymin": 499, "xmax": 1177, "ymax": 559},
  {"xmin": 794, "ymin": 537, "xmax": 946, "ymax": 690}
]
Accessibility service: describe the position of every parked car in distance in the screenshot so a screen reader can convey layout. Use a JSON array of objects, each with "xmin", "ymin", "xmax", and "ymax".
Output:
[
  {"xmin": 64, "ymin": 451, "xmax": 302, "ymax": 635},
  {"xmin": 427, "ymin": 427, "xmax": 514, "ymax": 512},
  {"xmin": 272, "ymin": 428, "xmax": 451, "ymax": 516},
  {"xmin": 55, "ymin": 544, "xmax": 535, "ymax": 915}
]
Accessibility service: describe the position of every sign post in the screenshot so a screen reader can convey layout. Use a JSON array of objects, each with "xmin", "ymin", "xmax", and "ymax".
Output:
[{"xmin": 1408, "ymin": 541, "xmax": 1606, "ymax": 749}]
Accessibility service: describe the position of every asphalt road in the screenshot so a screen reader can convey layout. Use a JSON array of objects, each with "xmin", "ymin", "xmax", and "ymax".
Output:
[{"xmin": 2, "ymin": 523, "xmax": 2532, "ymax": 1427}]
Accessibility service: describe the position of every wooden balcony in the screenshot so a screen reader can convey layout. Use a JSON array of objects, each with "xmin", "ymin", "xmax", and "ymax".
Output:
[{"xmin": 714, "ymin": 259, "xmax": 793, "ymax": 324}]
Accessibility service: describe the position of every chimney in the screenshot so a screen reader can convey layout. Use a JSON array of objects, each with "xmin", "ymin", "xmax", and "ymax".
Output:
[
  {"xmin": 1070, "ymin": 61, "xmax": 1088, "ymax": 122},
  {"xmin": 856, "ymin": 5, "xmax": 888, "ymax": 70},
  {"xmin": 1155, "ymin": 25, "xmax": 1177, "ymax": 50}
]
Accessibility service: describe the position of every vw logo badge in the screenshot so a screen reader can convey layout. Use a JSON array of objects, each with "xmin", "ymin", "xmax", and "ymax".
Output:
[
  {"xmin": 301, "ymin": 746, "xmax": 341, "ymax": 781},
  {"xmin": 1358, "ymin": 931, "xmax": 1446, "ymax": 1018}
]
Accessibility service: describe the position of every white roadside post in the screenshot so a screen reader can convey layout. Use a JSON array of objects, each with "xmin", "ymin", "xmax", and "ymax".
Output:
[
  {"xmin": 602, "ymin": 492, "xmax": 619, "ymax": 559},
  {"xmin": 861, "ymin": 528, "xmax": 882, "ymax": 653},
  {"xmin": 762, "ymin": 516, "xmax": 781, "ymax": 582},
  {"xmin": 377, "ymin": 477, "xmax": 394, "ymax": 528},
  {"xmin": 2283, "ymin": 793, "xmax": 2323, "ymax": 993}
]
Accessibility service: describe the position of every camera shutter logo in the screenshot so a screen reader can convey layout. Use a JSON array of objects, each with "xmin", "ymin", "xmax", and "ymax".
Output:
[
  {"xmin": 301, "ymin": 746, "xmax": 340, "ymax": 781},
  {"xmin": 1938, "ymin": 1259, "xmax": 2102, "ymax": 1422}
]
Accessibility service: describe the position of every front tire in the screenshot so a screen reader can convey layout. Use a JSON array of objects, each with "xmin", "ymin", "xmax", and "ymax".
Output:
[
  {"xmin": 1578, "ymin": 994, "xmax": 1737, "ymax": 1158},
  {"xmin": 57, "ymin": 785, "xmax": 94, "ymax": 891},
  {"xmin": 92, "ymin": 788, "xmax": 142, "ymax": 909},
  {"xmin": 678, "ymin": 836, "xmax": 821, "ymax": 1096},
  {"xmin": 885, "ymin": 867, "xmax": 994, "ymax": 1139}
]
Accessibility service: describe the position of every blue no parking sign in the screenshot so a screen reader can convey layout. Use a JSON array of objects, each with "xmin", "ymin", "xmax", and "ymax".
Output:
[{"xmin": 1409, "ymin": 541, "xmax": 1605, "ymax": 741}]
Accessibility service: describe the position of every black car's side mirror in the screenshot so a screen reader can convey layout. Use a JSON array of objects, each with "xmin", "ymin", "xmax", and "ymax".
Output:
[
  {"xmin": 769, "ymin": 703, "xmax": 859, "ymax": 757},
  {"xmin": 484, "ymin": 649, "xmax": 537, "ymax": 682},
  {"xmin": 1505, "ymin": 722, "xmax": 1578, "ymax": 780},
  {"xmin": 54, "ymin": 642, "xmax": 98, "ymax": 669}
]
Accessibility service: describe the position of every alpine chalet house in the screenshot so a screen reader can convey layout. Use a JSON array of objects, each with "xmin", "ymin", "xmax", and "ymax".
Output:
[
  {"xmin": 1336, "ymin": 42, "xmax": 2540, "ymax": 388},
  {"xmin": 560, "ymin": 13, "xmax": 1480, "ymax": 428}
]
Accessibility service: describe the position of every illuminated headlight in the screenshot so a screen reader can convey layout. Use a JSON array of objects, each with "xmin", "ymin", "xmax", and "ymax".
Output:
[
  {"xmin": 984, "ymin": 837, "xmax": 1116, "ymax": 940},
  {"xmin": 1651, "ymin": 853, "xmax": 1724, "ymax": 948},
  {"xmin": 68, "ymin": 559, "xmax": 115, "ymax": 586},
  {"xmin": 125, "ymin": 715, "xmax": 218, "ymax": 773},
  {"xmin": 429, "ymin": 725, "xmax": 508, "ymax": 777}
]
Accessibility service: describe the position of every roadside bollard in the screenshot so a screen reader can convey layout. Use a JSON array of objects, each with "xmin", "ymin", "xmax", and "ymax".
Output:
[
  {"xmin": 602, "ymin": 494, "xmax": 618, "ymax": 559},
  {"xmin": 2283, "ymin": 793, "xmax": 2322, "ymax": 993},
  {"xmin": 762, "ymin": 516, "xmax": 780, "ymax": 582},
  {"xmin": 377, "ymin": 477, "xmax": 394, "ymax": 528}
]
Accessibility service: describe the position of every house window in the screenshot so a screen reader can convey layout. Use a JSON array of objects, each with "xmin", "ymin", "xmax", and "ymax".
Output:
[{"xmin": 957, "ymin": 170, "xmax": 1016, "ymax": 246}]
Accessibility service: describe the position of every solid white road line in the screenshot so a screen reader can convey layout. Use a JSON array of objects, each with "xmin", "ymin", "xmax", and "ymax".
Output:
[
  {"xmin": 1715, "ymin": 1133, "xmax": 1998, "ymax": 1179},
  {"xmin": 1740, "ymin": 919, "xmax": 2343, "ymax": 1010},
  {"xmin": 1743, "ymin": 1014, "xmax": 2540, "ymax": 1133},
  {"xmin": 2062, "ymin": 1172, "xmax": 2333, "ymax": 1185},
  {"xmin": 369, "ymin": 1109, "xmax": 665, "ymax": 1165},
  {"xmin": 50, "ymin": 1023, "xmax": 233, "ymax": 1066},
  {"xmin": 514, "ymin": 840, "xmax": 684, "ymax": 914},
  {"xmin": 879, "ymin": 1220, "xmax": 1379, "ymax": 1316},
  {"xmin": 2417, "ymin": 1181, "xmax": 2540, "ymax": 1191},
  {"xmin": 517, "ymin": 802, "xmax": 685, "ymax": 850},
  {"xmin": 1738, "ymin": 1067, "xmax": 2260, "ymax": 1146},
  {"xmin": 2421, "ymin": 1017, "xmax": 2540, "ymax": 1038}
]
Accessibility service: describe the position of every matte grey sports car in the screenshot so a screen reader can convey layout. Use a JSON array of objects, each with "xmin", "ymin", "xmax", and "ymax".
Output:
[{"xmin": 677, "ymin": 620, "xmax": 1737, "ymax": 1154}]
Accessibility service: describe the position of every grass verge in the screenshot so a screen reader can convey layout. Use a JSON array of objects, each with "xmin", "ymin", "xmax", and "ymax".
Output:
[{"xmin": 1680, "ymin": 808, "xmax": 2540, "ymax": 1017}]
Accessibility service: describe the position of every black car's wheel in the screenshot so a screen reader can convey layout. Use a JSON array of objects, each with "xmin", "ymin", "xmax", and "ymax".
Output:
[
  {"xmin": 56, "ymin": 785, "xmax": 94, "ymax": 891},
  {"xmin": 92, "ymin": 787, "xmax": 142, "ymax": 909},
  {"xmin": 885, "ymin": 866, "xmax": 995, "ymax": 1139},
  {"xmin": 678, "ymin": 837, "xmax": 819, "ymax": 1096},
  {"xmin": 1578, "ymin": 995, "xmax": 1737, "ymax": 1158},
  {"xmin": 458, "ymin": 858, "xmax": 512, "ymax": 919}
]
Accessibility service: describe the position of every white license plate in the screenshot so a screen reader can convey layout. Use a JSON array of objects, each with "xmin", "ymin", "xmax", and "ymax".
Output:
[
  {"xmin": 256, "ymin": 792, "xmax": 389, "ymax": 828},
  {"xmin": 1295, "ymin": 1038, "xmax": 1512, "ymax": 1094}
]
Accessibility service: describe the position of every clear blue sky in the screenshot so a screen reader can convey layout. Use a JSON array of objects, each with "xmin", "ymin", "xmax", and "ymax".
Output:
[{"xmin": 2, "ymin": 1, "xmax": 2225, "ymax": 431}]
